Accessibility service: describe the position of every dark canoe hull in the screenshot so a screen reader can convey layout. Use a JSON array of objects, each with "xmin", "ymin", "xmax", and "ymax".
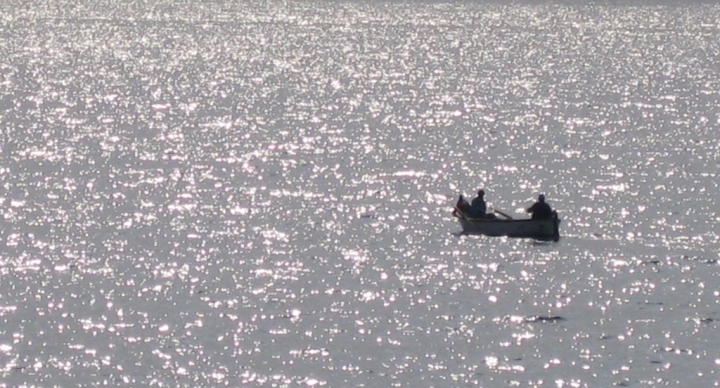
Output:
[{"xmin": 457, "ymin": 215, "xmax": 561, "ymax": 241}]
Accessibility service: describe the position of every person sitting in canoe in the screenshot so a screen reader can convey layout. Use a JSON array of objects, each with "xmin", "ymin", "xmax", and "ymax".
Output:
[
  {"xmin": 469, "ymin": 189, "xmax": 498, "ymax": 219},
  {"xmin": 453, "ymin": 190, "xmax": 497, "ymax": 219},
  {"xmin": 527, "ymin": 194, "xmax": 554, "ymax": 220},
  {"xmin": 470, "ymin": 189, "xmax": 487, "ymax": 218}
]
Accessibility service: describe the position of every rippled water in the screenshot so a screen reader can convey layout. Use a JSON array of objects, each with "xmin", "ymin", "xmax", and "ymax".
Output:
[{"xmin": 2, "ymin": 1, "xmax": 720, "ymax": 386}]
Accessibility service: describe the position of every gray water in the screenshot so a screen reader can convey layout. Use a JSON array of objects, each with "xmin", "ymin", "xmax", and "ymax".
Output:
[{"xmin": 2, "ymin": 1, "xmax": 720, "ymax": 387}]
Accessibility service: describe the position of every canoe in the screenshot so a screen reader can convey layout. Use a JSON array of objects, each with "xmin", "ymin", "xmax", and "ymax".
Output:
[{"xmin": 454, "ymin": 209, "xmax": 561, "ymax": 241}]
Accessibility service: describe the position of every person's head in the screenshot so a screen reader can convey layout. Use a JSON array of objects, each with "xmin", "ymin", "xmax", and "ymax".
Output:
[
  {"xmin": 539, "ymin": 194, "xmax": 545, "ymax": 202},
  {"xmin": 478, "ymin": 189, "xmax": 485, "ymax": 197}
]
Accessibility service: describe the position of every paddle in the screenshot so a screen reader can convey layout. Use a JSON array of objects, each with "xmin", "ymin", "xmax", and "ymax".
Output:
[
  {"xmin": 452, "ymin": 204, "xmax": 461, "ymax": 217},
  {"xmin": 494, "ymin": 210, "xmax": 514, "ymax": 220}
]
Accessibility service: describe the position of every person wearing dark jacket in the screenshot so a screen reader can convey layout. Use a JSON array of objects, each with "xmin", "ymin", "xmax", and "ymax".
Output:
[
  {"xmin": 470, "ymin": 189, "xmax": 487, "ymax": 218},
  {"xmin": 527, "ymin": 194, "xmax": 554, "ymax": 220}
]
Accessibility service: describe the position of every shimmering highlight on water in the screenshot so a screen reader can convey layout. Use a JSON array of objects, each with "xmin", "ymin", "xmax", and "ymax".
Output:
[{"xmin": 1, "ymin": 1, "xmax": 720, "ymax": 387}]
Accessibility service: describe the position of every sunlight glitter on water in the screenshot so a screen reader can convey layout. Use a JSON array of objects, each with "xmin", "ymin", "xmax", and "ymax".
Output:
[{"xmin": 1, "ymin": 0, "xmax": 720, "ymax": 387}]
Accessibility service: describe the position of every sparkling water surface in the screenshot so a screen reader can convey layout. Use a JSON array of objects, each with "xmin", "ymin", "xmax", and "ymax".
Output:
[{"xmin": 2, "ymin": 1, "xmax": 720, "ymax": 387}]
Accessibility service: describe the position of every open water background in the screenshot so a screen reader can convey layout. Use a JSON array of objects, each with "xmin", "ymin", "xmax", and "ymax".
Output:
[{"xmin": 1, "ymin": 1, "xmax": 720, "ymax": 387}]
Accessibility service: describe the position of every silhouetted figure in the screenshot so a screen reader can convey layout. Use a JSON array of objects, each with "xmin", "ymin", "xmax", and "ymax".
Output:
[
  {"xmin": 527, "ymin": 194, "xmax": 554, "ymax": 220},
  {"xmin": 470, "ymin": 189, "xmax": 487, "ymax": 218}
]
